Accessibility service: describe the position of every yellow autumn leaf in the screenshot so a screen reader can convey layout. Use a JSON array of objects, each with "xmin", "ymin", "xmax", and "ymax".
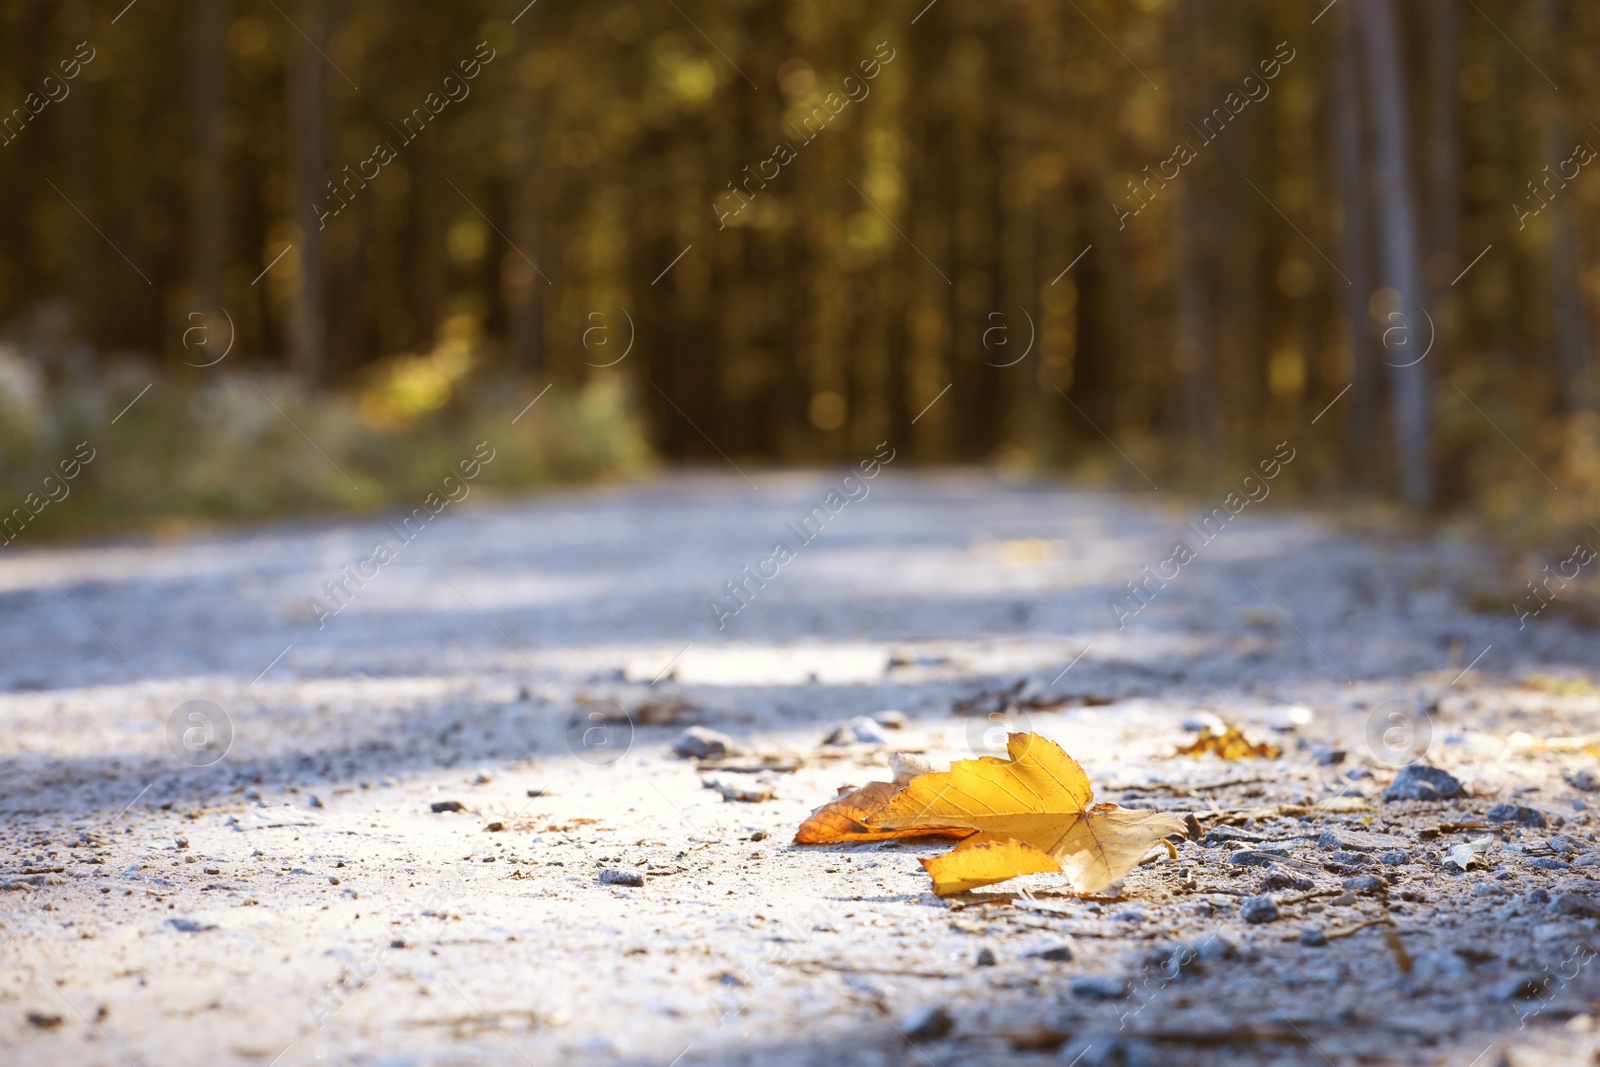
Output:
[
  {"xmin": 1175, "ymin": 723, "xmax": 1280, "ymax": 759},
  {"xmin": 919, "ymin": 837, "xmax": 1061, "ymax": 895},
  {"xmin": 794, "ymin": 755, "xmax": 974, "ymax": 844},
  {"xmin": 868, "ymin": 732, "xmax": 1187, "ymax": 895}
]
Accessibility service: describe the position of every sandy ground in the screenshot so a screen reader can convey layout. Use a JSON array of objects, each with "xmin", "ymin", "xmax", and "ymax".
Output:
[{"xmin": 3, "ymin": 470, "xmax": 1600, "ymax": 1067}]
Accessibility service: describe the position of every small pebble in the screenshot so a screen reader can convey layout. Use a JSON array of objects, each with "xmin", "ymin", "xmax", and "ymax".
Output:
[
  {"xmin": 1552, "ymin": 892, "xmax": 1600, "ymax": 918},
  {"xmin": 1229, "ymin": 849, "xmax": 1288, "ymax": 868},
  {"xmin": 673, "ymin": 726, "xmax": 737, "ymax": 759},
  {"xmin": 430, "ymin": 800, "xmax": 464, "ymax": 814},
  {"xmin": 1494, "ymin": 974, "xmax": 1549, "ymax": 1001},
  {"xmin": 1377, "ymin": 850, "xmax": 1410, "ymax": 866},
  {"xmin": 1193, "ymin": 931, "xmax": 1240, "ymax": 960},
  {"xmin": 823, "ymin": 716, "xmax": 890, "ymax": 746},
  {"xmin": 1527, "ymin": 857, "xmax": 1570, "ymax": 870},
  {"xmin": 1298, "ymin": 926, "xmax": 1327, "ymax": 947},
  {"xmin": 703, "ymin": 777, "xmax": 775, "ymax": 803},
  {"xmin": 1025, "ymin": 945, "xmax": 1074, "ymax": 962},
  {"xmin": 1343, "ymin": 874, "xmax": 1387, "ymax": 894},
  {"xmin": 900, "ymin": 1005, "xmax": 953, "ymax": 1041},
  {"xmin": 1487, "ymin": 804, "xmax": 1547, "ymax": 829},
  {"xmin": 1567, "ymin": 770, "xmax": 1600, "ymax": 793},
  {"xmin": 599, "ymin": 868, "xmax": 644, "ymax": 887},
  {"xmin": 1240, "ymin": 896, "xmax": 1280, "ymax": 924},
  {"xmin": 975, "ymin": 947, "xmax": 996, "ymax": 967},
  {"xmin": 1070, "ymin": 975, "xmax": 1129, "ymax": 1000},
  {"xmin": 1259, "ymin": 870, "xmax": 1313, "ymax": 892},
  {"xmin": 1383, "ymin": 764, "xmax": 1464, "ymax": 802}
]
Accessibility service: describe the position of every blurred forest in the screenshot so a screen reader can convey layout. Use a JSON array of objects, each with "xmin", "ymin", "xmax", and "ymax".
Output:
[{"xmin": 1, "ymin": 0, "xmax": 1599, "ymax": 538}]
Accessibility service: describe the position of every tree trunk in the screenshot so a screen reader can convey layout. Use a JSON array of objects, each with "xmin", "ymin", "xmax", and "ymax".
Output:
[
  {"xmin": 1354, "ymin": 0, "xmax": 1433, "ymax": 508},
  {"xmin": 286, "ymin": 0, "xmax": 327, "ymax": 380},
  {"xmin": 1425, "ymin": 0, "xmax": 1460, "ymax": 279},
  {"xmin": 1170, "ymin": 0, "xmax": 1217, "ymax": 465},
  {"xmin": 189, "ymin": 0, "xmax": 230, "ymax": 363},
  {"xmin": 1332, "ymin": 2, "xmax": 1380, "ymax": 476},
  {"xmin": 1537, "ymin": 0, "xmax": 1590, "ymax": 410},
  {"xmin": 505, "ymin": 24, "xmax": 544, "ymax": 374}
]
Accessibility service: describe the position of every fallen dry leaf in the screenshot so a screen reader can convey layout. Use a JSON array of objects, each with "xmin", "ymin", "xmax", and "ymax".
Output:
[
  {"xmin": 920, "ymin": 838, "xmax": 1063, "ymax": 895},
  {"xmin": 1444, "ymin": 835, "xmax": 1496, "ymax": 870},
  {"xmin": 1175, "ymin": 724, "xmax": 1280, "ymax": 760},
  {"xmin": 868, "ymin": 733, "xmax": 1187, "ymax": 896},
  {"xmin": 794, "ymin": 755, "xmax": 974, "ymax": 844}
]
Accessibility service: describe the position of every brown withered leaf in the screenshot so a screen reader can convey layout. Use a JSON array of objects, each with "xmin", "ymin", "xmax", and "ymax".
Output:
[
  {"xmin": 793, "ymin": 755, "xmax": 975, "ymax": 844},
  {"xmin": 1175, "ymin": 723, "xmax": 1280, "ymax": 760}
]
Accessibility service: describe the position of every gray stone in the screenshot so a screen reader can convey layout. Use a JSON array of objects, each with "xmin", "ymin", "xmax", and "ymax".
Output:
[
  {"xmin": 1193, "ymin": 931, "xmax": 1240, "ymax": 960},
  {"xmin": 974, "ymin": 947, "xmax": 996, "ymax": 967},
  {"xmin": 673, "ymin": 726, "xmax": 737, "ymax": 759},
  {"xmin": 1298, "ymin": 926, "xmax": 1327, "ymax": 947},
  {"xmin": 823, "ymin": 716, "xmax": 890, "ymax": 746},
  {"xmin": 1377, "ymin": 850, "xmax": 1410, "ymax": 866},
  {"xmin": 1486, "ymin": 803, "xmax": 1547, "ymax": 828},
  {"xmin": 900, "ymin": 1005, "xmax": 953, "ymax": 1041},
  {"xmin": 1548, "ymin": 835, "xmax": 1584, "ymax": 854},
  {"xmin": 599, "ymin": 868, "xmax": 644, "ymax": 887},
  {"xmin": 1315, "ymin": 828, "xmax": 1410, "ymax": 853},
  {"xmin": 1527, "ymin": 857, "xmax": 1569, "ymax": 870},
  {"xmin": 1567, "ymin": 770, "xmax": 1600, "ymax": 793},
  {"xmin": 166, "ymin": 917, "xmax": 217, "ymax": 933},
  {"xmin": 1493, "ymin": 974, "xmax": 1549, "ymax": 1001},
  {"xmin": 1552, "ymin": 892, "xmax": 1600, "ymax": 918},
  {"xmin": 1309, "ymin": 745, "xmax": 1346, "ymax": 767},
  {"xmin": 1070, "ymin": 975, "xmax": 1129, "ymax": 1000},
  {"xmin": 1229, "ymin": 849, "xmax": 1289, "ymax": 867},
  {"xmin": 1259, "ymin": 870, "xmax": 1314, "ymax": 892},
  {"xmin": 1343, "ymin": 874, "xmax": 1387, "ymax": 894},
  {"xmin": 1383, "ymin": 764, "xmax": 1464, "ymax": 802},
  {"xmin": 1025, "ymin": 944, "xmax": 1074, "ymax": 962},
  {"xmin": 1240, "ymin": 896, "xmax": 1280, "ymax": 924}
]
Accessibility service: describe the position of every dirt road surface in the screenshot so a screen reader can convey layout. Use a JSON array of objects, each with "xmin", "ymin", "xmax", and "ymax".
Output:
[{"xmin": 2, "ymin": 471, "xmax": 1599, "ymax": 1066}]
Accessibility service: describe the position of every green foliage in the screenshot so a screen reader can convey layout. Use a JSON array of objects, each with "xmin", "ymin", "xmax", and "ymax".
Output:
[{"xmin": 0, "ymin": 356, "xmax": 651, "ymax": 543}]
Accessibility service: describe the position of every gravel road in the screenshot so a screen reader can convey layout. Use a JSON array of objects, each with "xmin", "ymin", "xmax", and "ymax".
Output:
[{"xmin": 2, "ymin": 470, "xmax": 1599, "ymax": 1067}]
